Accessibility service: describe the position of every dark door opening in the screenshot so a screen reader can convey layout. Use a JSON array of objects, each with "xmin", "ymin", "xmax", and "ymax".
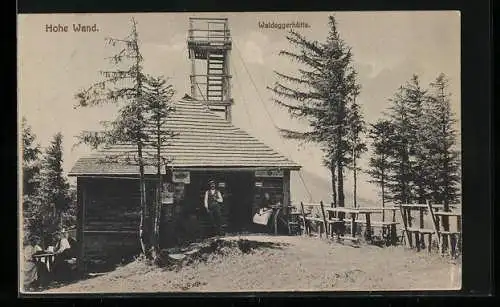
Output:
[
  {"xmin": 225, "ymin": 172, "xmax": 254, "ymax": 232},
  {"xmin": 179, "ymin": 171, "xmax": 254, "ymax": 234}
]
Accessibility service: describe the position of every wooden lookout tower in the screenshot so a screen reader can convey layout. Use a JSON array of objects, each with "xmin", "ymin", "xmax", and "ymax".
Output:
[{"xmin": 187, "ymin": 17, "xmax": 233, "ymax": 121}]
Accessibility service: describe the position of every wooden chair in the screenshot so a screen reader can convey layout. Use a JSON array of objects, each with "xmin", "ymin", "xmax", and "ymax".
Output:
[{"xmin": 298, "ymin": 202, "xmax": 328, "ymax": 238}]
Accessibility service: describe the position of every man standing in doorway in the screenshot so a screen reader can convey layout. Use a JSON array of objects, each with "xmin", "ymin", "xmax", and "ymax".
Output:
[{"xmin": 204, "ymin": 179, "xmax": 224, "ymax": 236}]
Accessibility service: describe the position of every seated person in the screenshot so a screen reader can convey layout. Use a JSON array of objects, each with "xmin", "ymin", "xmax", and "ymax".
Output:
[
  {"xmin": 22, "ymin": 236, "xmax": 43, "ymax": 290},
  {"xmin": 252, "ymin": 193, "xmax": 274, "ymax": 232},
  {"xmin": 261, "ymin": 192, "xmax": 272, "ymax": 209},
  {"xmin": 52, "ymin": 229, "xmax": 75, "ymax": 281},
  {"xmin": 54, "ymin": 230, "xmax": 72, "ymax": 257}
]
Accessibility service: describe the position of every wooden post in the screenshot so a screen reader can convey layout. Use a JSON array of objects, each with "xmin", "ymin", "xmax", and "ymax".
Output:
[
  {"xmin": 419, "ymin": 207, "xmax": 425, "ymax": 250},
  {"xmin": 398, "ymin": 203, "xmax": 412, "ymax": 248},
  {"xmin": 319, "ymin": 201, "xmax": 328, "ymax": 239},
  {"xmin": 300, "ymin": 202, "xmax": 308, "ymax": 235},
  {"xmin": 328, "ymin": 203, "xmax": 334, "ymax": 220},
  {"xmin": 273, "ymin": 208, "xmax": 279, "ymax": 236},
  {"xmin": 407, "ymin": 207, "xmax": 413, "ymax": 227},
  {"xmin": 365, "ymin": 212, "xmax": 372, "ymax": 242},
  {"xmin": 407, "ymin": 207, "xmax": 414, "ymax": 248},
  {"xmin": 443, "ymin": 234, "xmax": 450, "ymax": 256},
  {"xmin": 426, "ymin": 200, "xmax": 442, "ymax": 255},
  {"xmin": 350, "ymin": 213, "xmax": 356, "ymax": 238},
  {"xmin": 283, "ymin": 170, "xmax": 290, "ymax": 217},
  {"xmin": 76, "ymin": 178, "xmax": 86, "ymax": 274},
  {"xmin": 450, "ymin": 234, "xmax": 456, "ymax": 258},
  {"xmin": 427, "ymin": 233, "xmax": 433, "ymax": 253},
  {"xmin": 382, "ymin": 201, "xmax": 385, "ymax": 222},
  {"xmin": 390, "ymin": 222, "xmax": 397, "ymax": 245},
  {"xmin": 190, "ymin": 49, "xmax": 196, "ymax": 98},
  {"xmin": 415, "ymin": 231, "xmax": 420, "ymax": 251},
  {"xmin": 419, "ymin": 207, "xmax": 424, "ymax": 228},
  {"xmin": 225, "ymin": 50, "xmax": 232, "ymax": 122},
  {"xmin": 456, "ymin": 215, "xmax": 462, "ymax": 253}
]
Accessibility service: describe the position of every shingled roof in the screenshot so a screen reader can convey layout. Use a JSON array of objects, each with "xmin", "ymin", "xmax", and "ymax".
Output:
[{"xmin": 69, "ymin": 96, "xmax": 301, "ymax": 176}]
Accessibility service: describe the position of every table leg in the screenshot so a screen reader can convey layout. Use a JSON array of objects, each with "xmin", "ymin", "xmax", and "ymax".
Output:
[
  {"xmin": 365, "ymin": 213, "xmax": 372, "ymax": 242},
  {"xmin": 449, "ymin": 234, "xmax": 455, "ymax": 258},
  {"xmin": 390, "ymin": 223, "xmax": 397, "ymax": 245},
  {"xmin": 351, "ymin": 213, "xmax": 356, "ymax": 238},
  {"xmin": 274, "ymin": 209, "xmax": 280, "ymax": 235}
]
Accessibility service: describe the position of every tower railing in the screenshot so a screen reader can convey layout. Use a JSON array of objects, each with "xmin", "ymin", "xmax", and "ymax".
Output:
[
  {"xmin": 188, "ymin": 18, "xmax": 231, "ymax": 46},
  {"xmin": 187, "ymin": 17, "xmax": 233, "ymax": 121}
]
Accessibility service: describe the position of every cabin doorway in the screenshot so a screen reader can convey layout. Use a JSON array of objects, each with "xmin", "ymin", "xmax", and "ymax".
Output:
[
  {"xmin": 225, "ymin": 172, "xmax": 254, "ymax": 233},
  {"xmin": 180, "ymin": 171, "xmax": 254, "ymax": 235}
]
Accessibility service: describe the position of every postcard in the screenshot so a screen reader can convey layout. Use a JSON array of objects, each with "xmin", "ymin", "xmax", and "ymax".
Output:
[{"xmin": 18, "ymin": 11, "xmax": 461, "ymax": 294}]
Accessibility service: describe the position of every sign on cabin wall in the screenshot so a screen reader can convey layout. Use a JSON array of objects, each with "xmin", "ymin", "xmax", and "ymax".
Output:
[
  {"xmin": 172, "ymin": 171, "xmax": 190, "ymax": 184},
  {"xmin": 161, "ymin": 182, "xmax": 174, "ymax": 204},
  {"xmin": 255, "ymin": 169, "xmax": 284, "ymax": 178}
]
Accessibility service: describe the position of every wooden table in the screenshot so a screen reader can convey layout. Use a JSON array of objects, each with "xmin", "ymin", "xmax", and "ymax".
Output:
[
  {"xmin": 32, "ymin": 252, "xmax": 56, "ymax": 273},
  {"xmin": 355, "ymin": 209, "xmax": 398, "ymax": 244},
  {"xmin": 357, "ymin": 209, "xmax": 381, "ymax": 242},
  {"xmin": 325, "ymin": 207, "xmax": 360, "ymax": 239}
]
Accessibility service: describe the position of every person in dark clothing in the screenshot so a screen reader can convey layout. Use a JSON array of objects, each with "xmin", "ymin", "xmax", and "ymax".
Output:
[
  {"xmin": 52, "ymin": 229, "xmax": 76, "ymax": 282},
  {"xmin": 204, "ymin": 179, "xmax": 224, "ymax": 236},
  {"xmin": 251, "ymin": 192, "xmax": 275, "ymax": 233},
  {"xmin": 261, "ymin": 192, "xmax": 272, "ymax": 209}
]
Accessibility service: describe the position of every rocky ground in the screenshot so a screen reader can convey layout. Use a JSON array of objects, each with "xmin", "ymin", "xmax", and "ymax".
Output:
[{"xmin": 38, "ymin": 234, "xmax": 461, "ymax": 293}]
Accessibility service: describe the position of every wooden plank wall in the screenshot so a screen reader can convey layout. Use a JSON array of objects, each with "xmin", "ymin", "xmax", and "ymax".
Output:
[
  {"xmin": 78, "ymin": 171, "xmax": 291, "ymax": 268},
  {"xmin": 80, "ymin": 178, "xmax": 145, "ymax": 266}
]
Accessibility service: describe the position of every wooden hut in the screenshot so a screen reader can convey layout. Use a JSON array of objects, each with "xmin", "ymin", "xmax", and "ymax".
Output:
[{"xmin": 68, "ymin": 95, "xmax": 301, "ymax": 270}]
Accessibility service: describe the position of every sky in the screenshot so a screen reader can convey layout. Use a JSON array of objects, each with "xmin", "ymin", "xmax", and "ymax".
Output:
[{"xmin": 18, "ymin": 11, "xmax": 461, "ymax": 203}]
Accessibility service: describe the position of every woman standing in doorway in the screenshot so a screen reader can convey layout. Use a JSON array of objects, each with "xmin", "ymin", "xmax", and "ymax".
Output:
[{"xmin": 204, "ymin": 179, "xmax": 224, "ymax": 236}]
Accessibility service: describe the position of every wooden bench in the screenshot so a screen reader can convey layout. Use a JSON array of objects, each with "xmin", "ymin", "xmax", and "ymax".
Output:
[
  {"xmin": 298, "ymin": 202, "xmax": 331, "ymax": 238},
  {"xmin": 402, "ymin": 227, "xmax": 437, "ymax": 252},
  {"xmin": 439, "ymin": 230, "xmax": 462, "ymax": 256},
  {"xmin": 356, "ymin": 220, "xmax": 399, "ymax": 245},
  {"xmin": 301, "ymin": 216, "xmax": 328, "ymax": 238},
  {"xmin": 335, "ymin": 235, "xmax": 359, "ymax": 243},
  {"xmin": 433, "ymin": 210, "xmax": 462, "ymax": 257}
]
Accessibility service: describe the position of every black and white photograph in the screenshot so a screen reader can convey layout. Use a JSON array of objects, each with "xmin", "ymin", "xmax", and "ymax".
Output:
[{"xmin": 18, "ymin": 11, "xmax": 461, "ymax": 293}]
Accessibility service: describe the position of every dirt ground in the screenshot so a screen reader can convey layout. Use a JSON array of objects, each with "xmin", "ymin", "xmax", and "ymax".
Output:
[{"xmin": 40, "ymin": 235, "xmax": 461, "ymax": 293}]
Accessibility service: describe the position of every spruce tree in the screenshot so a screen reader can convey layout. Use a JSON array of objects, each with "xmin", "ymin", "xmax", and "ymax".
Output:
[
  {"xmin": 385, "ymin": 86, "xmax": 413, "ymax": 204},
  {"xmin": 385, "ymin": 75, "xmax": 428, "ymax": 204},
  {"xmin": 268, "ymin": 15, "xmax": 362, "ymax": 207},
  {"xmin": 22, "ymin": 117, "xmax": 42, "ymax": 243},
  {"xmin": 75, "ymin": 18, "xmax": 152, "ymax": 258},
  {"xmin": 142, "ymin": 75, "xmax": 176, "ymax": 261},
  {"xmin": 34, "ymin": 133, "xmax": 71, "ymax": 244},
  {"xmin": 404, "ymin": 75, "xmax": 428, "ymax": 203},
  {"xmin": 75, "ymin": 19, "xmax": 178, "ymax": 260},
  {"xmin": 425, "ymin": 73, "xmax": 460, "ymax": 209},
  {"xmin": 367, "ymin": 119, "xmax": 395, "ymax": 219},
  {"xmin": 22, "ymin": 117, "xmax": 41, "ymax": 197},
  {"xmin": 346, "ymin": 99, "xmax": 367, "ymax": 208}
]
